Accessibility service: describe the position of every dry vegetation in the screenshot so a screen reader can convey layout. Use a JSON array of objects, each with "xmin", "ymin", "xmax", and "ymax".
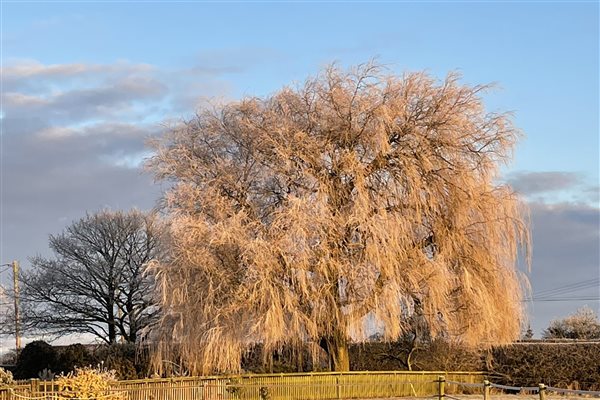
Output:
[
  {"xmin": 146, "ymin": 62, "xmax": 530, "ymax": 375},
  {"xmin": 55, "ymin": 367, "xmax": 126, "ymax": 400}
]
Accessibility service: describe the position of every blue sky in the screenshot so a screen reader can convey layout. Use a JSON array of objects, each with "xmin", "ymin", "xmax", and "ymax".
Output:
[
  {"xmin": 1, "ymin": 1, "xmax": 598, "ymax": 347},
  {"xmin": 4, "ymin": 2, "xmax": 598, "ymax": 176}
]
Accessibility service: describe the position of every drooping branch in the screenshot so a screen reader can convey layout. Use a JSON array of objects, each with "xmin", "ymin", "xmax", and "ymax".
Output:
[{"xmin": 146, "ymin": 62, "xmax": 530, "ymax": 375}]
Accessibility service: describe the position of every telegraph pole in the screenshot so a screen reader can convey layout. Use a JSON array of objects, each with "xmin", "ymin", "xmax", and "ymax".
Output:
[{"xmin": 12, "ymin": 260, "xmax": 21, "ymax": 351}]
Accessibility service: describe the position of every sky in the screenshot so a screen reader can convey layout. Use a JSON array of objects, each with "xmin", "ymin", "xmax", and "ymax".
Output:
[{"xmin": 0, "ymin": 1, "xmax": 598, "ymax": 351}]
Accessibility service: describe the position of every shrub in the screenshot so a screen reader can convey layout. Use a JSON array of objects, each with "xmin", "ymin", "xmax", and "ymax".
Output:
[
  {"xmin": 0, "ymin": 368, "xmax": 14, "ymax": 387},
  {"xmin": 14, "ymin": 341, "xmax": 58, "ymax": 379},
  {"xmin": 57, "ymin": 344, "xmax": 97, "ymax": 375},
  {"xmin": 56, "ymin": 366, "xmax": 125, "ymax": 400},
  {"xmin": 93, "ymin": 344, "xmax": 150, "ymax": 379}
]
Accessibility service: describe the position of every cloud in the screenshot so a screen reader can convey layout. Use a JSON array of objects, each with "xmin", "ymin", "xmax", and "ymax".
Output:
[
  {"xmin": 582, "ymin": 186, "xmax": 600, "ymax": 204},
  {"xmin": 507, "ymin": 171, "xmax": 582, "ymax": 195},
  {"xmin": 3, "ymin": 59, "xmax": 155, "ymax": 92},
  {"xmin": 523, "ymin": 200, "xmax": 600, "ymax": 334},
  {"xmin": 1, "ymin": 60, "xmax": 182, "ymax": 273},
  {"xmin": 3, "ymin": 77, "xmax": 168, "ymax": 125},
  {"xmin": 529, "ymin": 201, "xmax": 599, "ymax": 269},
  {"xmin": 504, "ymin": 170, "xmax": 600, "ymax": 333},
  {"xmin": 5, "ymin": 60, "xmax": 96, "ymax": 79},
  {"xmin": 1, "ymin": 58, "xmax": 239, "ymax": 278},
  {"xmin": 3, "ymin": 92, "xmax": 49, "ymax": 107},
  {"xmin": 1, "ymin": 118, "xmax": 166, "ymax": 273}
]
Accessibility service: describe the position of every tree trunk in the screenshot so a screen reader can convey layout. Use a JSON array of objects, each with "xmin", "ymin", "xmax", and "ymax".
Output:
[
  {"xmin": 319, "ymin": 330, "xmax": 350, "ymax": 372},
  {"xmin": 107, "ymin": 298, "xmax": 117, "ymax": 344}
]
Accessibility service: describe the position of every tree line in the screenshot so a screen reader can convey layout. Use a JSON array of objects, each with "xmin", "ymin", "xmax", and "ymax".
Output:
[{"xmin": 5, "ymin": 62, "xmax": 598, "ymax": 376}]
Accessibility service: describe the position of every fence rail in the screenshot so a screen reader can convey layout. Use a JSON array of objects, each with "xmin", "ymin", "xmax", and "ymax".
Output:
[{"xmin": 2, "ymin": 372, "xmax": 599, "ymax": 400}]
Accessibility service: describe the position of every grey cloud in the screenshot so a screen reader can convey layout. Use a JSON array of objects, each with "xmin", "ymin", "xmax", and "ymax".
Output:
[
  {"xmin": 4, "ymin": 77, "xmax": 168, "ymax": 125},
  {"xmin": 4, "ymin": 121, "xmax": 162, "ymax": 174},
  {"xmin": 582, "ymin": 186, "xmax": 600, "ymax": 204},
  {"xmin": 524, "ymin": 201, "xmax": 600, "ymax": 335},
  {"xmin": 0, "ymin": 58, "xmax": 237, "ymax": 323},
  {"xmin": 507, "ymin": 171, "xmax": 582, "ymax": 195},
  {"xmin": 2, "ymin": 164, "xmax": 163, "ymax": 267},
  {"xmin": 1, "ymin": 120, "xmax": 165, "ymax": 272},
  {"xmin": 529, "ymin": 202, "xmax": 599, "ymax": 268},
  {"xmin": 0, "ymin": 59, "xmax": 189, "ymax": 280},
  {"xmin": 3, "ymin": 60, "xmax": 155, "ymax": 93},
  {"xmin": 3, "ymin": 59, "xmax": 235, "ymax": 127}
]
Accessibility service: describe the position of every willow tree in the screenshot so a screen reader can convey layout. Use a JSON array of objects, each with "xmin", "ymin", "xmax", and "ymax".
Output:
[{"xmin": 147, "ymin": 63, "xmax": 530, "ymax": 374}]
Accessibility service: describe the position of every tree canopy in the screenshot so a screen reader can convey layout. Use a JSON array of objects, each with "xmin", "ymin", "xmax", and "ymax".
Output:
[
  {"xmin": 20, "ymin": 210, "xmax": 163, "ymax": 344},
  {"xmin": 147, "ymin": 63, "xmax": 530, "ymax": 374}
]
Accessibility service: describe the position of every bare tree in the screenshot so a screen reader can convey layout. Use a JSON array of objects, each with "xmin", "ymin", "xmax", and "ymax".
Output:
[
  {"xmin": 20, "ymin": 210, "xmax": 163, "ymax": 344},
  {"xmin": 147, "ymin": 62, "xmax": 530, "ymax": 373},
  {"xmin": 542, "ymin": 306, "xmax": 600, "ymax": 339}
]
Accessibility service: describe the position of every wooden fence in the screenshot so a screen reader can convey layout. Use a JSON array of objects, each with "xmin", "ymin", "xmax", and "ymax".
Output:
[{"xmin": 1, "ymin": 371, "xmax": 485, "ymax": 400}]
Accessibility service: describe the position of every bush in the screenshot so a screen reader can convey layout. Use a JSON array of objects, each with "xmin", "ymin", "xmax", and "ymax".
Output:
[
  {"xmin": 542, "ymin": 307, "xmax": 600, "ymax": 339},
  {"xmin": 14, "ymin": 341, "xmax": 58, "ymax": 379},
  {"xmin": 93, "ymin": 344, "xmax": 150, "ymax": 379},
  {"xmin": 0, "ymin": 368, "xmax": 14, "ymax": 387},
  {"xmin": 57, "ymin": 344, "xmax": 98, "ymax": 375},
  {"xmin": 56, "ymin": 366, "xmax": 125, "ymax": 400}
]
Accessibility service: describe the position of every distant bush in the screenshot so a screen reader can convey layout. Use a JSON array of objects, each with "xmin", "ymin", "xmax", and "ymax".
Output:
[{"xmin": 542, "ymin": 307, "xmax": 600, "ymax": 339}]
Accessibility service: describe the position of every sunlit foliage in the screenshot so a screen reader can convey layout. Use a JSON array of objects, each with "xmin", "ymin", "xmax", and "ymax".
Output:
[{"xmin": 147, "ymin": 62, "xmax": 530, "ymax": 374}]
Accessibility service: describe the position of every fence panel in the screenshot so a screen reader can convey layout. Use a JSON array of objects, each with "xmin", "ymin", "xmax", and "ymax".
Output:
[{"xmin": 0, "ymin": 371, "xmax": 486, "ymax": 400}]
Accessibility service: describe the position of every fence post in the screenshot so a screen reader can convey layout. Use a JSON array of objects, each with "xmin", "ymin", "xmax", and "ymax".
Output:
[
  {"xmin": 29, "ymin": 379, "xmax": 40, "ymax": 396},
  {"xmin": 483, "ymin": 380, "xmax": 490, "ymax": 400},
  {"xmin": 538, "ymin": 384, "xmax": 546, "ymax": 400},
  {"xmin": 437, "ymin": 376, "xmax": 445, "ymax": 400}
]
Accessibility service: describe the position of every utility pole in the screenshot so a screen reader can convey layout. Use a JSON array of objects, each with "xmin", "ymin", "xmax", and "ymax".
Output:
[{"xmin": 12, "ymin": 260, "xmax": 21, "ymax": 351}]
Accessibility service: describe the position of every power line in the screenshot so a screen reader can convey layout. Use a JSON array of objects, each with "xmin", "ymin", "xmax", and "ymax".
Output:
[
  {"xmin": 525, "ymin": 297, "xmax": 600, "ymax": 302},
  {"xmin": 525, "ymin": 278, "xmax": 600, "ymax": 302},
  {"xmin": 533, "ymin": 278, "xmax": 599, "ymax": 297}
]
